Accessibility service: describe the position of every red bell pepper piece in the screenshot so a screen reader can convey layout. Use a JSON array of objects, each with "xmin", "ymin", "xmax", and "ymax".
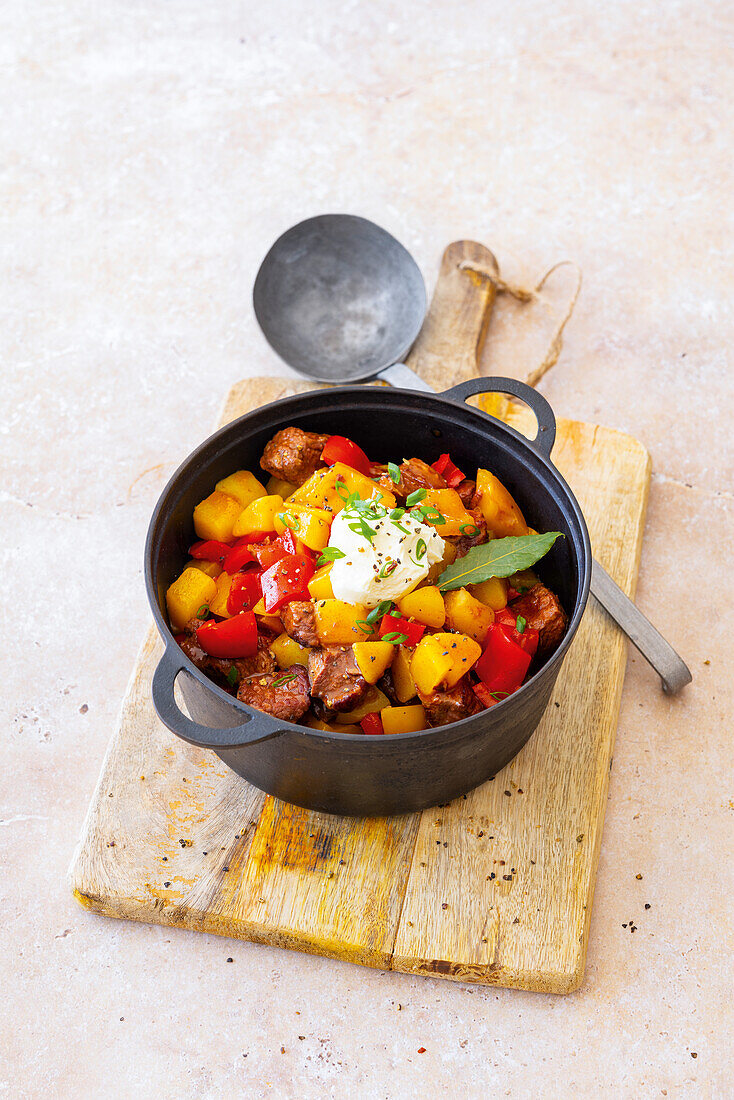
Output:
[
  {"xmin": 189, "ymin": 539, "xmax": 233, "ymax": 563},
  {"xmin": 260, "ymin": 554, "xmax": 314, "ymax": 613},
  {"xmin": 174, "ymin": 632, "xmax": 186, "ymax": 646},
  {"xmin": 277, "ymin": 528, "xmax": 316, "ymax": 566},
  {"xmin": 493, "ymin": 607, "xmax": 539, "ymax": 657},
  {"xmin": 475, "ymin": 624, "xmax": 531, "ymax": 697},
  {"xmin": 321, "ymin": 435, "xmax": 371, "ymax": 476},
  {"xmin": 196, "ymin": 611, "xmax": 258, "ymax": 659},
  {"xmin": 506, "ymin": 586, "xmax": 521, "ymax": 602},
  {"xmin": 249, "ymin": 540, "xmax": 288, "ymax": 569},
  {"xmin": 226, "ymin": 569, "xmax": 262, "ymax": 615},
  {"xmin": 222, "ymin": 543, "xmax": 256, "ymax": 574},
  {"xmin": 431, "ymin": 453, "xmax": 465, "ymax": 488},
  {"xmin": 379, "ymin": 612, "xmax": 426, "ymax": 647},
  {"xmin": 360, "ymin": 712, "xmax": 384, "ymax": 735}
]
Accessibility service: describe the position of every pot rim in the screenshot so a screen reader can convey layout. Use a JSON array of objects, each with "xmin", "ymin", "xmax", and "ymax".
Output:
[{"xmin": 145, "ymin": 383, "xmax": 592, "ymax": 744}]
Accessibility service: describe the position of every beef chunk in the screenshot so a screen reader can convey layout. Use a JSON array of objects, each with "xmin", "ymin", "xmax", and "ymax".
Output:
[
  {"xmin": 237, "ymin": 665, "xmax": 310, "ymax": 722},
  {"xmin": 455, "ymin": 478, "xmax": 476, "ymax": 508},
  {"xmin": 308, "ymin": 645, "xmax": 369, "ymax": 712},
  {"xmin": 396, "ymin": 457, "xmax": 447, "ymax": 498},
  {"xmin": 180, "ymin": 621, "xmax": 276, "ymax": 692},
  {"xmin": 510, "ymin": 582, "xmax": 568, "ymax": 656},
  {"xmin": 418, "ymin": 677, "xmax": 482, "ymax": 727},
  {"xmin": 260, "ymin": 427, "xmax": 329, "ymax": 487},
  {"xmin": 450, "ymin": 507, "xmax": 488, "ymax": 557},
  {"xmin": 281, "ymin": 600, "xmax": 319, "ymax": 647}
]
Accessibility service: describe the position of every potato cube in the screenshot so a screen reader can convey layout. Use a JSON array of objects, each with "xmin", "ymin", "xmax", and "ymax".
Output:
[
  {"xmin": 166, "ymin": 568, "xmax": 217, "ymax": 631},
  {"xmin": 392, "ymin": 645, "xmax": 417, "ymax": 702},
  {"xmin": 193, "ymin": 491, "xmax": 243, "ymax": 542},
  {"xmin": 381, "ymin": 704, "xmax": 426, "ymax": 735},
  {"xmin": 232, "ymin": 494, "xmax": 283, "ymax": 537},
  {"xmin": 270, "ymin": 632, "xmax": 311, "ymax": 669},
  {"xmin": 411, "ymin": 633, "xmax": 482, "ymax": 694},
  {"xmin": 313, "ymin": 599, "xmax": 373, "ymax": 644},
  {"xmin": 307, "ymin": 564, "xmax": 335, "ymax": 600},
  {"xmin": 266, "ymin": 475, "xmax": 298, "ymax": 499},
  {"xmin": 335, "ymin": 687, "xmax": 390, "ymax": 723},
  {"xmin": 352, "ymin": 641, "xmax": 395, "ymax": 684},
  {"xmin": 186, "ymin": 559, "xmax": 222, "ymax": 579},
  {"xmin": 469, "ymin": 576, "xmax": 509, "ymax": 611},
  {"xmin": 444, "ymin": 588, "xmax": 494, "ymax": 643},
  {"xmin": 291, "ymin": 462, "xmax": 396, "ymax": 514},
  {"xmin": 208, "ymin": 572, "xmax": 235, "ymax": 618},
  {"xmin": 215, "ymin": 470, "xmax": 267, "ymax": 509},
  {"xmin": 274, "ymin": 503, "xmax": 332, "ymax": 551},
  {"xmin": 396, "ymin": 585, "xmax": 446, "ymax": 628}
]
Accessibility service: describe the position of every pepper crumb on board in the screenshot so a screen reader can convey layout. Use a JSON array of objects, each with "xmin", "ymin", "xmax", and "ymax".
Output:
[
  {"xmin": 477, "ymin": 830, "xmax": 484, "ymax": 837},
  {"xmin": 442, "ymin": 903, "xmax": 448, "ymax": 910},
  {"xmin": 691, "ymin": 1052, "xmax": 698, "ymax": 1058},
  {"xmin": 417, "ymin": 1048, "xmax": 426, "ymax": 1054},
  {"xmin": 227, "ymin": 957, "xmax": 233, "ymax": 963},
  {"xmin": 504, "ymin": 790, "xmax": 511, "ymax": 797},
  {"xmin": 79, "ymin": 704, "xmax": 88, "ymax": 714},
  {"xmin": 645, "ymin": 903, "xmax": 651, "ymax": 909},
  {"xmin": 163, "ymin": 881, "xmax": 171, "ymax": 888},
  {"xmin": 636, "ymin": 873, "xmax": 643, "ymax": 880}
]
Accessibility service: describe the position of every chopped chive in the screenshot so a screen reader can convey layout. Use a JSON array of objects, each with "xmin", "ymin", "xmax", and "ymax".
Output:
[
  {"xmin": 196, "ymin": 604, "xmax": 211, "ymax": 619},
  {"xmin": 355, "ymin": 620, "xmax": 375, "ymax": 634},
  {"xmin": 415, "ymin": 538, "xmax": 427, "ymax": 561},
  {"xmin": 459, "ymin": 522, "xmax": 481, "ymax": 537},
  {"xmin": 406, "ymin": 488, "xmax": 427, "ymax": 506},
  {"xmin": 516, "ymin": 616, "xmax": 527, "ymax": 634},
  {"xmin": 272, "ymin": 672, "xmax": 298, "ymax": 687},
  {"xmin": 226, "ymin": 666, "xmax": 239, "ymax": 687},
  {"xmin": 490, "ymin": 690, "xmax": 510, "ymax": 700},
  {"xmin": 387, "ymin": 462, "xmax": 401, "ymax": 485},
  {"xmin": 382, "ymin": 631, "xmax": 409, "ymax": 645},
  {"xmin": 277, "ymin": 512, "xmax": 301, "ymax": 531},
  {"xmin": 316, "ymin": 547, "xmax": 346, "ymax": 567},
  {"xmin": 366, "ymin": 599, "xmax": 393, "ymax": 624}
]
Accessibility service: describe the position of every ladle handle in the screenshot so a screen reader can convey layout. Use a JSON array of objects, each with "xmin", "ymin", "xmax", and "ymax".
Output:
[{"xmin": 377, "ymin": 362, "xmax": 436, "ymax": 392}]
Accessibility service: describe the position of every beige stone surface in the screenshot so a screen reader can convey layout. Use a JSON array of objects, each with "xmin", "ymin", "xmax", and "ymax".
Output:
[{"xmin": 1, "ymin": 2, "xmax": 731, "ymax": 1097}]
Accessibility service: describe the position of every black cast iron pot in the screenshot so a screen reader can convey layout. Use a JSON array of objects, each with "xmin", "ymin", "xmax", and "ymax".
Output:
[{"xmin": 146, "ymin": 378, "xmax": 591, "ymax": 816}]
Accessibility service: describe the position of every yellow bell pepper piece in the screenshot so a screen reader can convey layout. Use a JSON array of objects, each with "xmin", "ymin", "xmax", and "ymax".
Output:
[
  {"xmin": 352, "ymin": 641, "xmax": 395, "ymax": 684},
  {"xmin": 396, "ymin": 585, "xmax": 446, "ymax": 628},
  {"xmin": 274, "ymin": 503, "xmax": 332, "ymax": 551},
  {"xmin": 381, "ymin": 704, "xmax": 426, "ymax": 735},
  {"xmin": 266, "ymin": 475, "xmax": 298, "ymax": 498},
  {"xmin": 208, "ymin": 572, "xmax": 235, "ymax": 618},
  {"xmin": 186, "ymin": 559, "xmax": 222, "ymax": 579},
  {"xmin": 444, "ymin": 588, "xmax": 494, "ymax": 644},
  {"xmin": 193, "ymin": 490, "xmax": 243, "ymax": 542},
  {"xmin": 270, "ymin": 632, "xmax": 311, "ymax": 669},
  {"xmin": 215, "ymin": 470, "xmax": 267, "ymax": 509},
  {"xmin": 290, "ymin": 462, "xmax": 396, "ymax": 514},
  {"xmin": 391, "ymin": 645, "xmax": 417, "ymax": 702},
  {"xmin": 475, "ymin": 469, "xmax": 529, "ymax": 538},
  {"xmin": 308, "ymin": 564, "xmax": 335, "ymax": 600},
  {"xmin": 411, "ymin": 632, "xmax": 482, "ymax": 694},
  {"xmin": 334, "ymin": 687, "xmax": 390, "ymax": 723},
  {"xmin": 469, "ymin": 575, "xmax": 509, "ymax": 611},
  {"xmin": 419, "ymin": 489, "xmax": 476, "ymax": 537},
  {"xmin": 232, "ymin": 494, "xmax": 283, "ymax": 538},
  {"xmin": 313, "ymin": 599, "xmax": 373, "ymax": 644},
  {"xmin": 252, "ymin": 598, "xmax": 283, "ymax": 633},
  {"xmin": 166, "ymin": 568, "xmax": 217, "ymax": 631}
]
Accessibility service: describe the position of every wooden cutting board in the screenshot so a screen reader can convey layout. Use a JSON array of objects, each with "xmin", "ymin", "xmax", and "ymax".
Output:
[{"xmin": 69, "ymin": 242, "xmax": 651, "ymax": 993}]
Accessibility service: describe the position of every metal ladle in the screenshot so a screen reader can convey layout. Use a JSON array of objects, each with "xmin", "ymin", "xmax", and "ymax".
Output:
[{"xmin": 253, "ymin": 215, "xmax": 691, "ymax": 694}]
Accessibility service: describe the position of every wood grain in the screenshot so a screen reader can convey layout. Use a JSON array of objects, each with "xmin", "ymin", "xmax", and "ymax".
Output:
[{"xmin": 70, "ymin": 242, "xmax": 651, "ymax": 993}]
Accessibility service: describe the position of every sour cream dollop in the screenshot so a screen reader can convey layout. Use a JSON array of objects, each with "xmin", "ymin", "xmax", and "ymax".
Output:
[{"xmin": 328, "ymin": 497, "xmax": 445, "ymax": 608}]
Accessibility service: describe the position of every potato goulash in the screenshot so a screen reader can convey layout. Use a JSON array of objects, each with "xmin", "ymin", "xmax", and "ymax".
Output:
[{"xmin": 166, "ymin": 428, "xmax": 568, "ymax": 734}]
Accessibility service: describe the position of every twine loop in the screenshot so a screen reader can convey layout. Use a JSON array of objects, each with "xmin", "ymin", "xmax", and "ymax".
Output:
[{"xmin": 459, "ymin": 258, "xmax": 582, "ymax": 386}]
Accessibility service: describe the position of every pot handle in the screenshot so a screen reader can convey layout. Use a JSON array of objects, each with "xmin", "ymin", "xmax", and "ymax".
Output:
[
  {"xmin": 441, "ymin": 376, "xmax": 556, "ymax": 460},
  {"xmin": 151, "ymin": 644, "xmax": 283, "ymax": 749}
]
